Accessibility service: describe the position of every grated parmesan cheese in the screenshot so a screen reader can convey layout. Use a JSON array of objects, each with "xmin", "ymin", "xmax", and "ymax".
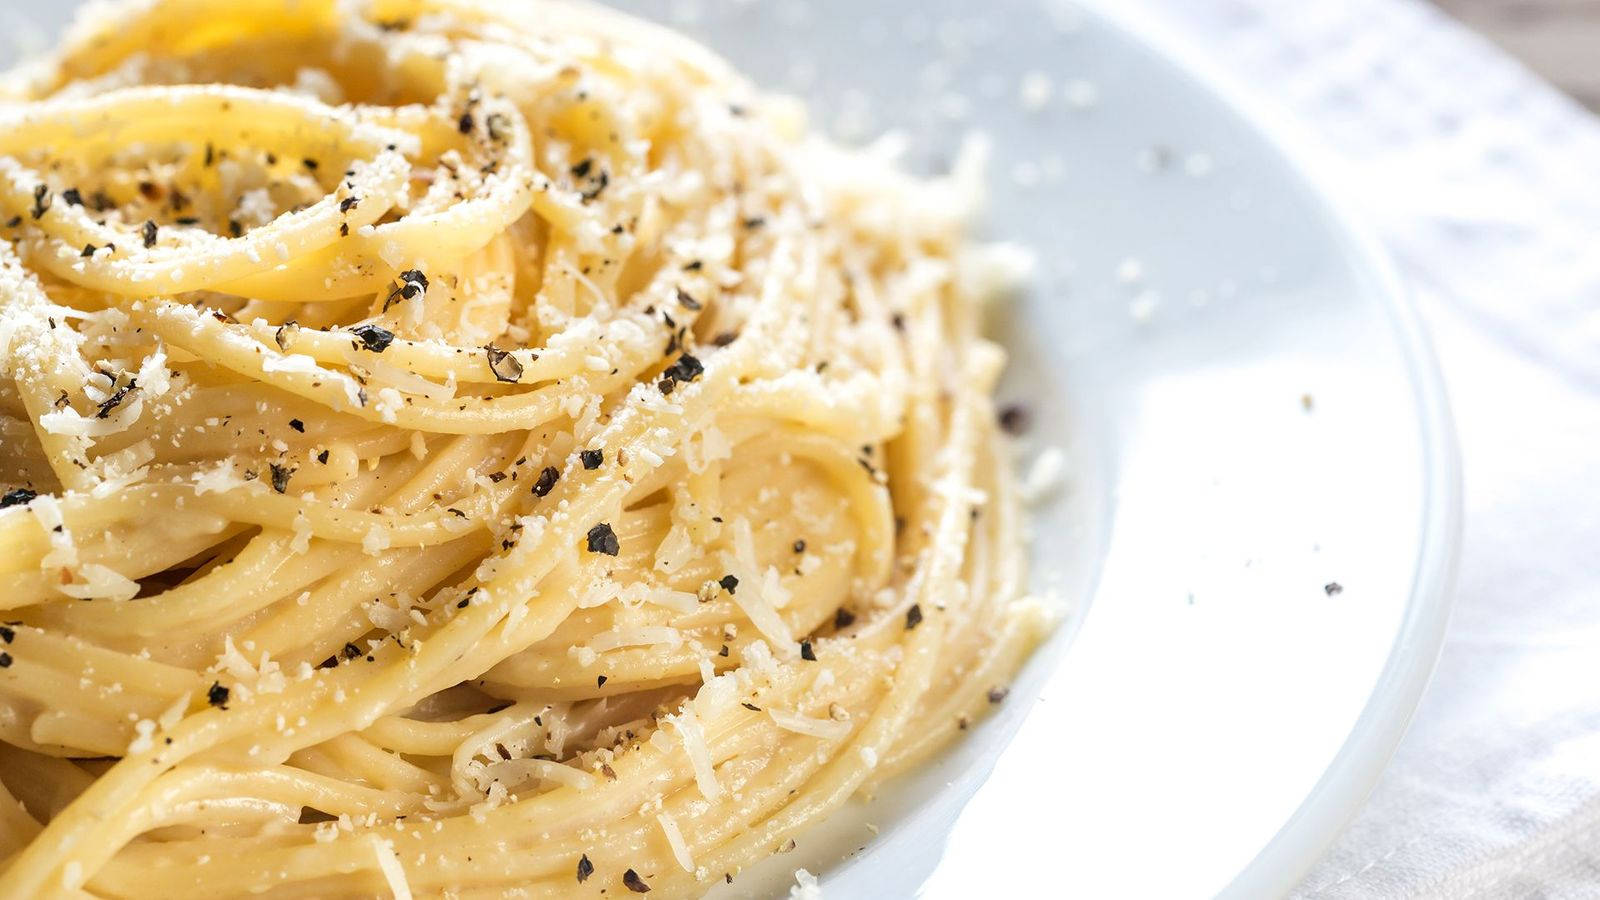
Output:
[
  {"xmin": 370, "ymin": 837, "xmax": 413, "ymax": 900},
  {"xmin": 585, "ymin": 626, "xmax": 685, "ymax": 655},
  {"xmin": 769, "ymin": 708, "xmax": 852, "ymax": 741},
  {"xmin": 725, "ymin": 520, "xmax": 796, "ymax": 652},
  {"xmin": 1021, "ymin": 447, "xmax": 1067, "ymax": 504},
  {"xmin": 126, "ymin": 718, "xmax": 156, "ymax": 754},
  {"xmin": 657, "ymin": 811, "xmax": 695, "ymax": 873},
  {"xmin": 673, "ymin": 709, "xmax": 722, "ymax": 801},
  {"xmin": 362, "ymin": 525, "xmax": 391, "ymax": 555},
  {"xmin": 1018, "ymin": 71, "xmax": 1053, "ymax": 111},
  {"xmin": 790, "ymin": 868, "xmax": 823, "ymax": 899}
]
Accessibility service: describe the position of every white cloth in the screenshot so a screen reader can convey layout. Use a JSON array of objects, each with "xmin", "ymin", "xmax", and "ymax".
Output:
[{"xmin": 1133, "ymin": 0, "xmax": 1600, "ymax": 895}]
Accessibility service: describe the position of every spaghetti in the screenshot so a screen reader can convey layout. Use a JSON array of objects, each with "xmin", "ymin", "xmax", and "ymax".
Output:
[{"xmin": 0, "ymin": 0, "xmax": 1048, "ymax": 895}]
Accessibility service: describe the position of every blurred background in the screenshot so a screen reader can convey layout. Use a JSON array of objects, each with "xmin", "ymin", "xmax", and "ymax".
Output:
[
  {"xmin": 2, "ymin": 1, "xmax": 1596, "ymax": 108},
  {"xmin": 1433, "ymin": 0, "xmax": 1600, "ymax": 109}
]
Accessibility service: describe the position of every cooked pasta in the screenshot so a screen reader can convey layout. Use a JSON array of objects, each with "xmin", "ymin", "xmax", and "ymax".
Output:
[{"xmin": 0, "ymin": 0, "xmax": 1048, "ymax": 895}]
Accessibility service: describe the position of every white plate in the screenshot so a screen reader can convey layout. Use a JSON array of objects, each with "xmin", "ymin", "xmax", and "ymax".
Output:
[
  {"xmin": 3, "ymin": 1, "xmax": 1462, "ymax": 896},
  {"xmin": 598, "ymin": 2, "xmax": 1461, "ymax": 897}
]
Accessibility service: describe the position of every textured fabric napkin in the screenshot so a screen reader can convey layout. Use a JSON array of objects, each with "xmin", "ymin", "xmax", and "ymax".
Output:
[{"xmin": 1131, "ymin": 0, "xmax": 1600, "ymax": 895}]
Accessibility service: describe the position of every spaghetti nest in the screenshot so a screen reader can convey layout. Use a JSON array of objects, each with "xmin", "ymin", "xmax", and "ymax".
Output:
[{"xmin": 0, "ymin": 0, "xmax": 1047, "ymax": 895}]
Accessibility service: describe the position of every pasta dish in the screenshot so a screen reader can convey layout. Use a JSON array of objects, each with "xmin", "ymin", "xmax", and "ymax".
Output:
[{"xmin": 0, "ymin": 0, "xmax": 1047, "ymax": 895}]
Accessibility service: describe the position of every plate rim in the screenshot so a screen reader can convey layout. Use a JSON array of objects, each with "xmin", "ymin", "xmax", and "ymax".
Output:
[{"xmin": 1072, "ymin": 2, "xmax": 1465, "ymax": 894}]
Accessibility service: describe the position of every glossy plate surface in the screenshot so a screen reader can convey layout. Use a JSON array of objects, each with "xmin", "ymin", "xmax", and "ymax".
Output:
[
  {"xmin": 607, "ymin": 2, "xmax": 1461, "ymax": 896},
  {"xmin": 4, "ymin": 1, "xmax": 1461, "ymax": 896}
]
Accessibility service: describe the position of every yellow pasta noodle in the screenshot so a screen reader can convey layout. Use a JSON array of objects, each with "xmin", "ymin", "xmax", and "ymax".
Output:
[{"xmin": 0, "ymin": 0, "xmax": 1048, "ymax": 895}]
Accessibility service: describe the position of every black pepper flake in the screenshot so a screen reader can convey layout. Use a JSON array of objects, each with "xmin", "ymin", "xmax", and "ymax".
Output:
[
  {"xmin": 204, "ymin": 143, "xmax": 215, "ymax": 167},
  {"xmin": 741, "ymin": 702, "xmax": 761, "ymax": 712},
  {"xmin": 793, "ymin": 540, "xmax": 806, "ymax": 553},
  {"xmin": 457, "ymin": 597, "xmax": 470, "ymax": 609},
  {"xmin": 141, "ymin": 220, "xmax": 158, "ymax": 248},
  {"xmin": 661, "ymin": 354, "xmax": 703, "ymax": 388},
  {"xmin": 302, "ymin": 157, "xmax": 319, "ymax": 171},
  {"xmin": 317, "ymin": 449, "xmax": 330, "ymax": 464},
  {"xmin": 269, "ymin": 463, "xmax": 293, "ymax": 494},
  {"xmin": 533, "ymin": 466, "xmax": 559, "ymax": 497},
  {"xmin": 350, "ymin": 324, "xmax": 395, "ymax": 353},
  {"xmin": 905, "ymin": 604, "xmax": 924, "ymax": 630},
  {"xmin": 799, "ymin": 640, "xmax": 816, "ymax": 661},
  {"xmin": 987, "ymin": 686, "xmax": 1010, "ymax": 704},
  {"xmin": 718, "ymin": 644, "xmax": 730, "ymax": 657},
  {"xmin": 229, "ymin": 218, "xmax": 244, "ymax": 238},
  {"xmin": 742, "ymin": 216, "xmax": 766, "ymax": 229},
  {"xmin": 1325, "ymin": 582, "xmax": 1344, "ymax": 596},
  {"xmin": 998, "ymin": 404, "xmax": 1031, "ymax": 436},
  {"xmin": 384, "ymin": 269, "xmax": 430, "ymax": 310},
  {"xmin": 622, "ymin": 868, "xmax": 650, "ymax": 893},
  {"xmin": 30, "ymin": 185, "xmax": 50, "ymax": 219},
  {"xmin": 597, "ymin": 675, "xmax": 608, "ymax": 687},
  {"xmin": 571, "ymin": 158, "xmax": 593, "ymax": 178},
  {"xmin": 576, "ymin": 854, "xmax": 594, "ymax": 883},
  {"xmin": 833, "ymin": 607, "xmax": 856, "ymax": 630},
  {"xmin": 485, "ymin": 345, "xmax": 523, "ymax": 382},
  {"xmin": 0, "ymin": 626, "xmax": 10, "ymax": 644},
  {"xmin": 718, "ymin": 574, "xmax": 738, "ymax": 594},
  {"xmin": 342, "ymin": 643, "xmax": 363, "ymax": 660},
  {"xmin": 207, "ymin": 682, "xmax": 229, "ymax": 707},
  {"xmin": 713, "ymin": 331, "xmax": 738, "ymax": 347},
  {"xmin": 675, "ymin": 288, "xmax": 702, "ymax": 311},
  {"xmin": 340, "ymin": 196, "xmax": 360, "ymax": 213},
  {"xmin": 289, "ymin": 418, "xmax": 305, "ymax": 433},
  {"xmin": 580, "ymin": 449, "xmax": 603, "ymax": 470},
  {"xmin": 80, "ymin": 244, "xmax": 97, "ymax": 258},
  {"xmin": 5, "ymin": 216, "xmax": 20, "ymax": 228},
  {"xmin": 458, "ymin": 112, "xmax": 475, "ymax": 134},
  {"xmin": 339, "ymin": 223, "xmax": 349, "ymax": 237},
  {"xmin": 579, "ymin": 169, "xmax": 609, "ymax": 202},
  {"xmin": 890, "ymin": 312, "xmax": 905, "ymax": 332},
  {"xmin": 61, "ymin": 188, "xmax": 83, "ymax": 207},
  {"xmin": 486, "ymin": 113, "xmax": 510, "ymax": 142},
  {"xmin": 95, "ymin": 379, "xmax": 137, "ymax": 419},
  {"xmin": 586, "ymin": 522, "xmax": 619, "ymax": 556}
]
